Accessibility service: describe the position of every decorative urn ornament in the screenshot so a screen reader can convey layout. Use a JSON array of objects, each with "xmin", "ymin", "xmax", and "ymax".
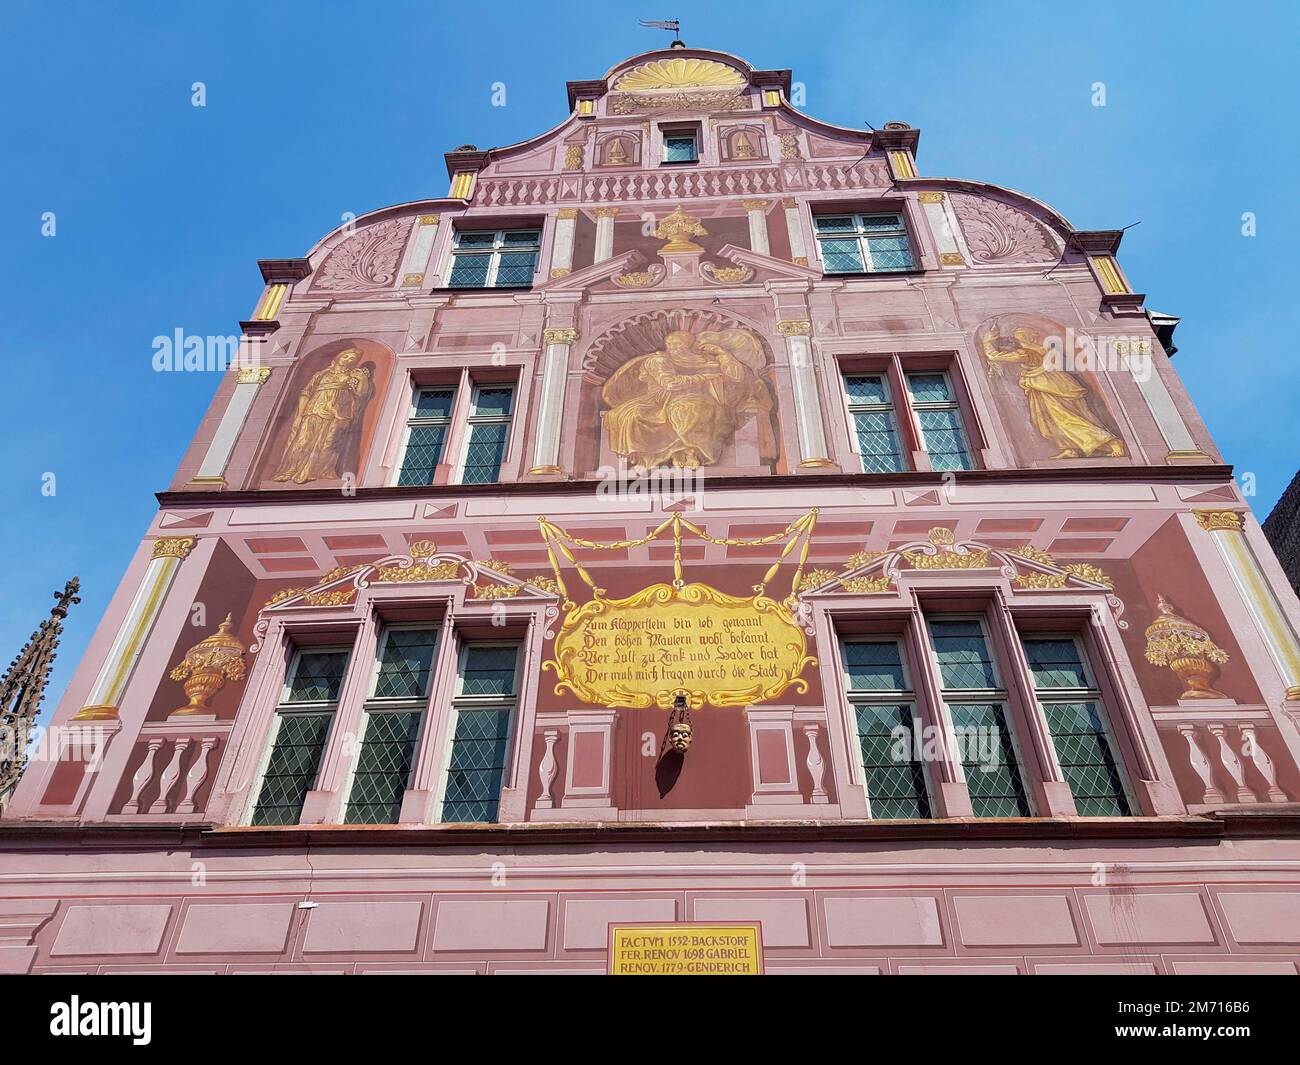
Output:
[
  {"xmin": 1143, "ymin": 595, "xmax": 1230, "ymax": 700},
  {"xmin": 168, "ymin": 613, "xmax": 247, "ymax": 717},
  {"xmin": 654, "ymin": 205, "xmax": 708, "ymax": 253}
]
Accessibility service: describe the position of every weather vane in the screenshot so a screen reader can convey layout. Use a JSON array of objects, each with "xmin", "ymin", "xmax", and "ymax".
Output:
[{"xmin": 638, "ymin": 18, "xmax": 683, "ymax": 46}]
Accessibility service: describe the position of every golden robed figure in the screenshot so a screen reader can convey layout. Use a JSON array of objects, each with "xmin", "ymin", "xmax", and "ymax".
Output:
[
  {"xmin": 273, "ymin": 348, "xmax": 374, "ymax": 483},
  {"xmin": 981, "ymin": 326, "xmax": 1126, "ymax": 459},
  {"xmin": 602, "ymin": 329, "xmax": 777, "ymax": 468}
]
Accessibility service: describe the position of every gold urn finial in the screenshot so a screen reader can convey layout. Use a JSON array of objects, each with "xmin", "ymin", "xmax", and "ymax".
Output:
[
  {"xmin": 1144, "ymin": 595, "xmax": 1230, "ymax": 701},
  {"xmin": 167, "ymin": 613, "xmax": 247, "ymax": 718},
  {"xmin": 655, "ymin": 205, "xmax": 708, "ymax": 253}
]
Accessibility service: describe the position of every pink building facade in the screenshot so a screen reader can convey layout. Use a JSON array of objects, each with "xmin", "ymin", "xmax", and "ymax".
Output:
[{"xmin": 4, "ymin": 47, "xmax": 1300, "ymax": 975}]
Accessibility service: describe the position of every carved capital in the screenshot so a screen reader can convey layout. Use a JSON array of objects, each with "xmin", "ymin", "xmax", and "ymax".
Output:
[
  {"xmin": 235, "ymin": 366, "xmax": 271, "ymax": 385},
  {"xmin": 417, "ymin": 213, "xmax": 440, "ymax": 225},
  {"xmin": 1193, "ymin": 509, "xmax": 1245, "ymax": 533},
  {"xmin": 593, "ymin": 206, "xmax": 620, "ymax": 218},
  {"xmin": 918, "ymin": 191, "xmax": 945, "ymax": 204},
  {"xmin": 777, "ymin": 319, "xmax": 812, "ymax": 337},
  {"xmin": 741, "ymin": 199, "xmax": 769, "ymax": 211},
  {"xmin": 543, "ymin": 328, "xmax": 578, "ymax": 345},
  {"xmin": 151, "ymin": 536, "xmax": 196, "ymax": 561},
  {"xmin": 556, "ymin": 208, "xmax": 579, "ymax": 220}
]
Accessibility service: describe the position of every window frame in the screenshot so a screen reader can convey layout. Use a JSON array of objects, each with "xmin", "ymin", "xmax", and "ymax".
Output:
[
  {"xmin": 661, "ymin": 129, "xmax": 700, "ymax": 165},
  {"xmin": 339, "ymin": 623, "xmax": 441, "ymax": 825},
  {"xmin": 839, "ymin": 634, "xmax": 934, "ymax": 820},
  {"xmin": 452, "ymin": 381, "xmax": 516, "ymax": 485},
  {"xmin": 838, "ymin": 357, "xmax": 981, "ymax": 473},
  {"xmin": 904, "ymin": 369, "xmax": 975, "ymax": 472},
  {"xmin": 924, "ymin": 613, "xmax": 1037, "ymax": 817},
  {"xmin": 1019, "ymin": 631, "xmax": 1136, "ymax": 817},
  {"xmin": 842, "ymin": 372, "xmax": 907, "ymax": 474},
  {"xmin": 446, "ymin": 227, "xmax": 542, "ymax": 290},
  {"xmin": 432, "ymin": 641, "xmax": 523, "ymax": 824},
  {"xmin": 245, "ymin": 644, "xmax": 353, "ymax": 827},
  {"xmin": 394, "ymin": 384, "xmax": 458, "ymax": 487},
  {"xmin": 814, "ymin": 212, "xmax": 917, "ymax": 275}
]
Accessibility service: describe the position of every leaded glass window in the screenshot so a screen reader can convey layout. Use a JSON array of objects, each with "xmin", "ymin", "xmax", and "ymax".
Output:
[
  {"xmin": 372, "ymin": 627, "xmax": 439, "ymax": 701},
  {"xmin": 460, "ymin": 385, "xmax": 514, "ymax": 484},
  {"xmin": 1022, "ymin": 636, "xmax": 1131, "ymax": 816},
  {"xmin": 814, "ymin": 213, "xmax": 916, "ymax": 273},
  {"xmin": 948, "ymin": 702, "xmax": 1033, "ymax": 818},
  {"xmin": 250, "ymin": 648, "xmax": 350, "ymax": 826},
  {"xmin": 664, "ymin": 134, "xmax": 698, "ymax": 163},
  {"xmin": 906, "ymin": 372, "xmax": 973, "ymax": 471},
  {"xmin": 397, "ymin": 387, "xmax": 456, "ymax": 487},
  {"xmin": 844, "ymin": 374, "xmax": 905, "ymax": 473},
  {"xmin": 340, "ymin": 627, "xmax": 440, "ymax": 825},
  {"xmin": 284, "ymin": 649, "xmax": 349, "ymax": 703},
  {"xmin": 926, "ymin": 619, "xmax": 1032, "ymax": 817},
  {"xmin": 448, "ymin": 229, "xmax": 540, "ymax": 289},
  {"xmin": 841, "ymin": 639, "xmax": 931, "ymax": 819},
  {"xmin": 441, "ymin": 644, "xmax": 519, "ymax": 823},
  {"xmin": 344, "ymin": 710, "xmax": 421, "ymax": 824}
]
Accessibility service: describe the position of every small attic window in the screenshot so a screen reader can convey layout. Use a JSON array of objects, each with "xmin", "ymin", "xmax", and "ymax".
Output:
[{"xmin": 662, "ymin": 127, "xmax": 699, "ymax": 164}]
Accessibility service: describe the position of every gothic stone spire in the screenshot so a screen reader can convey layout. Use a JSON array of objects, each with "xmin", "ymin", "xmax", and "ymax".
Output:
[{"xmin": 0, "ymin": 577, "xmax": 81, "ymax": 813}]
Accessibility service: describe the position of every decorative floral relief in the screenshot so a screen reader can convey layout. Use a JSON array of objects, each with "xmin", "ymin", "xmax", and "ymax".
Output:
[
  {"xmin": 313, "ymin": 217, "xmax": 411, "ymax": 291},
  {"xmin": 949, "ymin": 194, "xmax": 1062, "ymax": 264}
]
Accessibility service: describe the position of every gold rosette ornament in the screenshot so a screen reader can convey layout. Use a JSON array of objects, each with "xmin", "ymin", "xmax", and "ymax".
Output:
[
  {"xmin": 168, "ymin": 613, "xmax": 247, "ymax": 717},
  {"xmin": 1143, "ymin": 595, "xmax": 1230, "ymax": 700}
]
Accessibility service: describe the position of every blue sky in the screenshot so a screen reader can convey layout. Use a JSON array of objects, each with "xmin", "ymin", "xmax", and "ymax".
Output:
[{"xmin": 2, "ymin": 0, "xmax": 1297, "ymax": 719}]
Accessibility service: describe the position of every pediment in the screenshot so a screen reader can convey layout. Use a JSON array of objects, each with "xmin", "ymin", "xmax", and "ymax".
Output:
[
  {"xmin": 259, "ymin": 543, "xmax": 559, "ymax": 612},
  {"xmin": 797, "ymin": 528, "xmax": 1126, "ymax": 626}
]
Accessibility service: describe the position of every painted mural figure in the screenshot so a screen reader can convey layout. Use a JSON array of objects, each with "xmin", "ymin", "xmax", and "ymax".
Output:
[
  {"xmin": 272, "ymin": 348, "xmax": 374, "ymax": 483},
  {"xmin": 980, "ymin": 325, "xmax": 1127, "ymax": 458},
  {"xmin": 602, "ymin": 329, "xmax": 776, "ymax": 468}
]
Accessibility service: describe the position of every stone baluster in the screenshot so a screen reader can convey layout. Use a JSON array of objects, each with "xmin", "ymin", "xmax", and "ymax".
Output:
[
  {"xmin": 176, "ymin": 736, "xmax": 219, "ymax": 815},
  {"xmin": 536, "ymin": 729, "xmax": 560, "ymax": 809},
  {"xmin": 1206, "ymin": 723, "xmax": 1253, "ymax": 802},
  {"xmin": 1177, "ymin": 725, "xmax": 1221, "ymax": 804},
  {"xmin": 804, "ymin": 724, "xmax": 828, "ymax": 804},
  {"xmin": 149, "ymin": 738, "xmax": 191, "ymax": 813},
  {"xmin": 122, "ymin": 738, "xmax": 165, "ymax": 814},
  {"xmin": 1238, "ymin": 723, "xmax": 1287, "ymax": 802}
]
